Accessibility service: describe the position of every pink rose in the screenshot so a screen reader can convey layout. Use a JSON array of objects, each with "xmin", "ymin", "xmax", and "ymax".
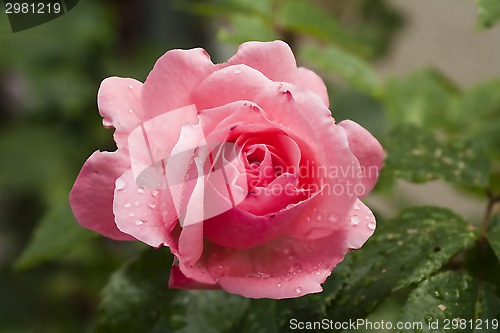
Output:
[{"xmin": 70, "ymin": 41, "xmax": 383, "ymax": 299}]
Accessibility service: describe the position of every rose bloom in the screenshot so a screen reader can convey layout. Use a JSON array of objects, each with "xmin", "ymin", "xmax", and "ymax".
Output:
[{"xmin": 70, "ymin": 41, "xmax": 383, "ymax": 299}]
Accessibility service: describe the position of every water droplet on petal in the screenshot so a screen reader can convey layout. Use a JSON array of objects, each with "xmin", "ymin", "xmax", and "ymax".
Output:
[
  {"xmin": 128, "ymin": 108, "xmax": 134, "ymax": 114},
  {"xmin": 103, "ymin": 119, "xmax": 113, "ymax": 127},
  {"xmin": 277, "ymin": 282, "xmax": 282, "ymax": 288},
  {"xmin": 134, "ymin": 201, "xmax": 140, "ymax": 207},
  {"xmin": 296, "ymin": 287, "xmax": 302, "ymax": 294},
  {"xmin": 234, "ymin": 68, "xmax": 241, "ymax": 74},
  {"xmin": 317, "ymin": 214, "xmax": 323, "ymax": 221},
  {"xmin": 351, "ymin": 216, "xmax": 360, "ymax": 225},
  {"xmin": 128, "ymin": 84, "xmax": 134, "ymax": 90},
  {"xmin": 315, "ymin": 271, "xmax": 321, "ymax": 276},
  {"xmin": 137, "ymin": 186, "xmax": 144, "ymax": 193},
  {"xmin": 368, "ymin": 222, "xmax": 376, "ymax": 230},
  {"xmin": 129, "ymin": 213, "xmax": 135, "ymax": 217},
  {"xmin": 354, "ymin": 205, "xmax": 360, "ymax": 210},
  {"xmin": 148, "ymin": 203, "xmax": 156, "ymax": 209},
  {"xmin": 151, "ymin": 190, "xmax": 159, "ymax": 197},
  {"xmin": 124, "ymin": 202, "xmax": 131, "ymax": 208},
  {"xmin": 135, "ymin": 220, "xmax": 144, "ymax": 225},
  {"xmin": 328, "ymin": 214, "xmax": 338, "ymax": 222},
  {"xmin": 115, "ymin": 177, "xmax": 126, "ymax": 190}
]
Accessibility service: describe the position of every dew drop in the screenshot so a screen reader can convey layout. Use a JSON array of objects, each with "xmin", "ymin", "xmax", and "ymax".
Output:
[
  {"xmin": 151, "ymin": 190, "xmax": 159, "ymax": 197},
  {"xmin": 317, "ymin": 214, "xmax": 323, "ymax": 221},
  {"xmin": 129, "ymin": 213, "xmax": 135, "ymax": 217},
  {"xmin": 128, "ymin": 108, "xmax": 134, "ymax": 114},
  {"xmin": 315, "ymin": 271, "xmax": 321, "ymax": 276},
  {"xmin": 234, "ymin": 68, "xmax": 241, "ymax": 74},
  {"xmin": 135, "ymin": 220, "xmax": 144, "ymax": 226},
  {"xmin": 103, "ymin": 119, "xmax": 113, "ymax": 127},
  {"xmin": 295, "ymin": 287, "xmax": 302, "ymax": 294},
  {"xmin": 148, "ymin": 203, "xmax": 156, "ymax": 209},
  {"xmin": 137, "ymin": 186, "xmax": 145, "ymax": 193},
  {"xmin": 115, "ymin": 177, "xmax": 126, "ymax": 190},
  {"xmin": 128, "ymin": 84, "xmax": 134, "ymax": 90},
  {"xmin": 277, "ymin": 282, "xmax": 282, "ymax": 288},
  {"xmin": 134, "ymin": 201, "xmax": 140, "ymax": 207},
  {"xmin": 368, "ymin": 222, "xmax": 376, "ymax": 230},
  {"xmin": 354, "ymin": 204, "xmax": 360, "ymax": 210},
  {"xmin": 328, "ymin": 214, "xmax": 338, "ymax": 222},
  {"xmin": 351, "ymin": 216, "xmax": 360, "ymax": 225},
  {"xmin": 125, "ymin": 202, "xmax": 131, "ymax": 208}
]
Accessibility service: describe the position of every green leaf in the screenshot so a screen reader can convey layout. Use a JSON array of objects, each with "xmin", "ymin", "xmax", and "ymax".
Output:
[
  {"xmin": 487, "ymin": 215, "xmax": 500, "ymax": 264},
  {"xmin": 383, "ymin": 68, "xmax": 459, "ymax": 128},
  {"xmin": 276, "ymin": 0, "xmax": 370, "ymax": 56},
  {"xmin": 326, "ymin": 207, "xmax": 477, "ymax": 325},
  {"xmin": 452, "ymin": 79, "xmax": 500, "ymax": 160},
  {"xmin": 217, "ymin": 14, "xmax": 279, "ymax": 45},
  {"xmin": 382, "ymin": 125, "xmax": 490, "ymax": 188},
  {"xmin": 300, "ymin": 44, "xmax": 381, "ymax": 97},
  {"xmin": 15, "ymin": 203, "xmax": 98, "ymax": 269},
  {"xmin": 234, "ymin": 299, "xmax": 279, "ymax": 333},
  {"xmin": 93, "ymin": 248, "xmax": 250, "ymax": 333},
  {"xmin": 476, "ymin": 0, "xmax": 500, "ymax": 30},
  {"xmin": 399, "ymin": 272, "xmax": 500, "ymax": 333}
]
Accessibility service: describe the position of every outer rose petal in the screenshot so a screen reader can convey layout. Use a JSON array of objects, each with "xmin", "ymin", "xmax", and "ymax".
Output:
[
  {"xmin": 168, "ymin": 265, "xmax": 219, "ymax": 290},
  {"xmin": 142, "ymin": 48, "xmax": 216, "ymax": 117},
  {"xmin": 338, "ymin": 120, "xmax": 384, "ymax": 197},
  {"xmin": 97, "ymin": 77, "xmax": 144, "ymax": 151},
  {"xmin": 344, "ymin": 199, "xmax": 376, "ymax": 249},
  {"xmin": 192, "ymin": 64, "xmax": 272, "ymax": 111},
  {"xmin": 203, "ymin": 201, "xmax": 375, "ymax": 299},
  {"xmin": 295, "ymin": 67, "xmax": 329, "ymax": 107},
  {"xmin": 226, "ymin": 40, "xmax": 297, "ymax": 83},
  {"xmin": 69, "ymin": 151, "xmax": 134, "ymax": 240},
  {"xmin": 113, "ymin": 169, "xmax": 177, "ymax": 248}
]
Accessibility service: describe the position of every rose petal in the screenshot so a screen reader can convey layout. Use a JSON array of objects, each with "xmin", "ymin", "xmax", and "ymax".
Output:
[
  {"xmin": 127, "ymin": 104, "xmax": 199, "ymax": 186},
  {"xmin": 295, "ymin": 67, "xmax": 329, "ymax": 107},
  {"xmin": 343, "ymin": 199, "xmax": 376, "ymax": 249},
  {"xmin": 113, "ymin": 169, "xmax": 177, "ymax": 247},
  {"xmin": 169, "ymin": 265, "xmax": 219, "ymax": 290},
  {"xmin": 226, "ymin": 40, "xmax": 298, "ymax": 83},
  {"xmin": 97, "ymin": 77, "xmax": 144, "ymax": 151},
  {"xmin": 142, "ymin": 48, "xmax": 216, "ymax": 117},
  {"xmin": 192, "ymin": 65, "xmax": 273, "ymax": 111},
  {"xmin": 203, "ymin": 195, "xmax": 308, "ymax": 249},
  {"xmin": 203, "ymin": 201, "xmax": 374, "ymax": 299},
  {"xmin": 338, "ymin": 120, "xmax": 384, "ymax": 197},
  {"xmin": 69, "ymin": 151, "xmax": 134, "ymax": 240},
  {"xmin": 206, "ymin": 232, "xmax": 346, "ymax": 299}
]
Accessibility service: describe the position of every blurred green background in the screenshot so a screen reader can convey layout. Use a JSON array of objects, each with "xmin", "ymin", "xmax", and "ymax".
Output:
[{"xmin": 1, "ymin": 0, "xmax": 499, "ymax": 332}]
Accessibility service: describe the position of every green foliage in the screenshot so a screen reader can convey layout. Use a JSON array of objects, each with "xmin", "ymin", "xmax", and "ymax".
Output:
[
  {"xmin": 383, "ymin": 69, "xmax": 458, "ymax": 128},
  {"xmin": 399, "ymin": 272, "xmax": 500, "ymax": 333},
  {"xmin": 382, "ymin": 125, "xmax": 490, "ymax": 188},
  {"xmin": 15, "ymin": 203, "xmax": 98, "ymax": 269},
  {"xmin": 488, "ymin": 215, "xmax": 500, "ymax": 263},
  {"xmin": 300, "ymin": 44, "xmax": 382, "ymax": 97},
  {"xmin": 476, "ymin": 0, "xmax": 500, "ymax": 29},
  {"xmin": 325, "ymin": 207, "xmax": 477, "ymax": 326},
  {"xmin": 93, "ymin": 248, "xmax": 250, "ymax": 333}
]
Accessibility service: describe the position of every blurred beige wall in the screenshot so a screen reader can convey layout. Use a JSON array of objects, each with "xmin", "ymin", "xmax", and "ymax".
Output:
[{"xmin": 376, "ymin": 0, "xmax": 500, "ymax": 88}]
